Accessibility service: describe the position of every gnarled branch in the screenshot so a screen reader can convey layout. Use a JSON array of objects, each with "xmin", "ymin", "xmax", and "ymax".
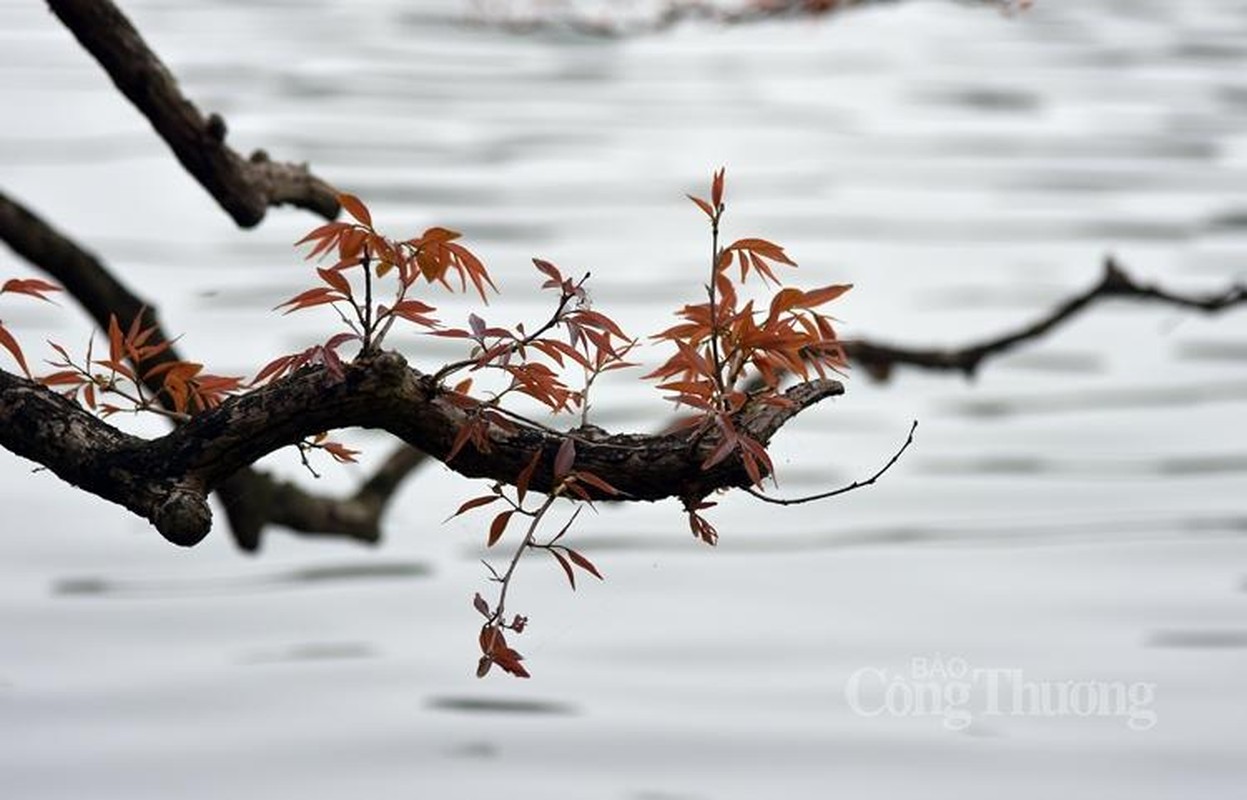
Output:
[
  {"xmin": 0, "ymin": 188, "xmax": 423, "ymax": 550},
  {"xmin": 47, "ymin": 0, "xmax": 339, "ymax": 227},
  {"xmin": 846, "ymin": 257, "xmax": 1247, "ymax": 381},
  {"xmin": 0, "ymin": 354, "xmax": 842, "ymax": 547}
]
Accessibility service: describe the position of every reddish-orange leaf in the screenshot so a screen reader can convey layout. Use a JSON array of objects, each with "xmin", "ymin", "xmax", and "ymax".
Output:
[
  {"xmin": 294, "ymin": 221, "xmax": 348, "ymax": 247},
  {"xmin": 767, "ymin": 287, "xmax": 805, "ymax": 322},
  {"xmin": 729, "ymin": 238, "xmax": 796, "ymax": 264},
  {"xmin": 107, "ymin": 315, "xmax": 124, "ymax": 366},
  {"xmin": 687, "ymin": 194, "xmax": 715, "ymax": 220},
  {"xmin": 532, "ymin": 258, "xmax": 563, "ymax": 287},
  {"xmin": 322, "ymin": 441, "xmax": 360, "ymax": 463},
  {"xmin": 711, "ymin": 167, "xmax": 725, "ymax": 209},
  {"xmin": 317, "ymin": 267, "xmax": 352, "ymax": 297},
  {"xmin": 1, "ymin": 278, "xmax": 61, "ymax": 303},
  {"xmin": 749, "ymin": 251, "xmax": 779, "ymax": 285},
  {"xmin": 573, "ymin": 309, "xmax": 628, "ymax": 341},
  {"xmin": 275, "ymin": 286, "xmax": 345, "ymax": 313},
  {"xmin": 39, "ymin": 370, "xmax": 85, "ymax": 387},
  {"xmin": 388, "ymin": 299, "xmax": 439, "ymax": 327},
  {"xmin": 338, "ymin": 193, "xmax": 372, "ymax": 227},
  {"xmin": 0, "ymin": 323, "xmax": 30, "ymax": 377},
  {"xmin": 411, "ymin": 226, "xmax": 462, "ymax": 247},
  {"xmin": 799, "ymin": 283, "xmax": 853, "ymax": 308}
]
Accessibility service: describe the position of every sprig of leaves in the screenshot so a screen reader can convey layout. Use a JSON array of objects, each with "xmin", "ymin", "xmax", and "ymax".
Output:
[
  {"xmin": 0, "ymin": 277, "xmax": 61, "ymax": 377},
  {"xmin": 651, "ymin": 168, "xmax": 851, "ymax": 525},
  {"xmin": 40, "ymin": 313, "xmax": 242, "ymax": 419}
]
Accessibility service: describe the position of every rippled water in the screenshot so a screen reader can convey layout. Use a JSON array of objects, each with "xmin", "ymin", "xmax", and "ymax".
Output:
[{"xmin": 2, "ymin": 1, "xmax": 1246, "ymax": 797}]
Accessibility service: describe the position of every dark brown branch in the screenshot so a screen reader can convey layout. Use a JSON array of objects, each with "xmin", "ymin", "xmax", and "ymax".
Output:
[
  {"xmin": 0, "ymin": 188, "xmax": 424, "ymax": 550},
  {"xmin": 46, "ymin": 0, "xmax": 339, "ymax": 227},
  {"xmin": 0, "ymin": 353, "xmax": 842, "ymax": 547},
  {"xmin": 472, "ymin": 0, "xmax": 1017, "ymax": 37},
  {"xmin": 846, "ymin": 257, "xmax": 1247, "ymax": 381}
]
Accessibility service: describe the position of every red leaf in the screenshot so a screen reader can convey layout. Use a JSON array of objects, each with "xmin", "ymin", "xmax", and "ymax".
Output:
[
  {"xmin": 487, "ymin": 510, "xmax": 514, "ymax": 547},
  {"xmin": 799, "ymin": 283, "xmax": 853, "ymax": 308},
  {"xmin": 565, "ymin": 548, "xmax": 603, "ymax": 580},
  {"xmin": 550, "ymin": 549, "xmax": 576, "ymax": 590},
  {"xmin": 711, "ymin": 167, "xmax": 725, "ymax": 209},
  {"xmin": 322, "ymin": 440, "xmax": 360, "ymax": 463},
  {"xmin": 0, "ymin": 323, "xmax": 30, "ymax": 377},
  {"xmin": 450, "ymin": 493, "xmax": 500, "ymax": 519},
  {"xmin": 275, "ymin": 286, "xmax": 345, "ymax": 313},
  {"xmin": 472, "ymin": 592, "xmax": 491, "ymax": 618},
  {"xmin": 40, "ymin": 369, "xmax": 84, "ymax": 387},
  {"xmin": 1, "ymin": 278, "xmax": 61, "ymax": 303},
  {"xmin": 338, "ymin": 193, "xmax": 372, "ymax": 227},
  {"xmin": 107, "ymin": 315, "xmax": 123, "ymax": 367},
  {"xmin": 532, "ymin": 258, "xmax": 563, "ymax": 285},
  {"xmin": 294, "ymin": 221, "xmax": 347, "ymax": 247},
  {"xmin": 687, "ymin": 194, "xmax": 715, "ymax": 220},
  {"xmin": 516, "ymin": 449, "xmax": 541, "ymax": 505},
  {"xmin": 317, "ymin": 267, "xmax": 352, "ymax": 297},
  {"xmin": 572, "ymin": 309, "xmax": 628, "ymax": 341},
  {"xmin": 251, "ymin": 353, "xmax": 294, "ymax": 385}
]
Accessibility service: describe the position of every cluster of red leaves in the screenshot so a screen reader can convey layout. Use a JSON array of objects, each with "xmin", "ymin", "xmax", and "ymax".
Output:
[
  {"xmin": 435, "ymin": 258, "xmax": 635, "ymax": 462},
  {"xmin": 42, "ymin": 314, "xmax": 242, "ymax": 417},
  {"xmin": 650, "ymin": 169, "xmax": 851, "ymax": 504},
  {"xmin": 254, "ymin": 192, "xmax": 494, "ymax": 386},
  {"xmin": 0, "ymin": 278, "xmax": 61, "ymax": 377}
]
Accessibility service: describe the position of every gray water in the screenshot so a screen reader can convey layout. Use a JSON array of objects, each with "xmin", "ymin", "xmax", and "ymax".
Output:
[{"xmin": 2, "ymin": 1, "xmax": 1246, "ymax": 797}]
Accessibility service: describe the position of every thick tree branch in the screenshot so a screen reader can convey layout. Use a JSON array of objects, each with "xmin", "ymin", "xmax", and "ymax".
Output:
[
  {"xmin": 0, "ymin": 354, "xmax": 843, "ymax": 547},
  {"xmin": 846, "ymin": 257, "xmax": 1247, "ymax": 381},
  {"xmin": 46, "ymin": 0, "xmax": 339, "ymax": 227},
  {"xmin": 0, "ymin": 188, "xmax": 424, "ymax": 550}
]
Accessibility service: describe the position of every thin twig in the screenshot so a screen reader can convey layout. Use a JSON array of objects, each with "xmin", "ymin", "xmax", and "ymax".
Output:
[{"xmin": 745, "ymin": 419, "xmax": 917, "ymax": 505}]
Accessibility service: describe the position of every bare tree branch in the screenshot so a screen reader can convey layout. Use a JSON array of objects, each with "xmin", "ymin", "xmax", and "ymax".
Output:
[
  {"xmin": 0, "ymin": 354, "xmax": 843, "ymax": 547},
  {"xmin": 46, "ymin": 0, "xmax": 339, "ymax": 227},
  {"xmin": 846, "ymin": 258, "xmax": 1247, "ymax": 381},
  {"xmin": 470, "ymin": 0, "xmax": 1021, "ymax": 37},
  {"xmin": 0, "ymin": 188, "xmax": 424, "ymax": 551}
]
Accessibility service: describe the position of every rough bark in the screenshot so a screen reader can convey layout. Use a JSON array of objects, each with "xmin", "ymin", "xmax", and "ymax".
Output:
[
  {"xmin": 0, "ymin": 188, "xmax": 423, "ymax": 550},
  {"xmin": 0, "ymin": 354, "xmax": 842, "ymax": 547}
]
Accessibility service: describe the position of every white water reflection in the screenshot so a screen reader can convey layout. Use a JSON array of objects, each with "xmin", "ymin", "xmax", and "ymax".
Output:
[{"xmin": 1, "ymin": 1, "xmax": 1246, "ymax": 798}]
